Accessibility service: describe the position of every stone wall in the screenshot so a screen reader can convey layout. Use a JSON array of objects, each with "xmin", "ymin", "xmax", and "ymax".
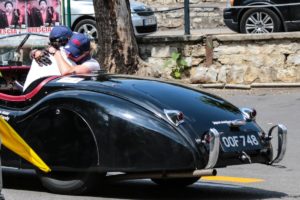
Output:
[
  {"xmin": 136, "ymin": 32, "xmax": 300, "ymax": 84},
  {"xmin": 136, "ymin": 0, "xmax": 226, "ymax": 30}
]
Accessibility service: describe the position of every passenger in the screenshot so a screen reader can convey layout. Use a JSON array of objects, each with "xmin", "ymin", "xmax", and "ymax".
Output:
[
  {"xmin": 47, "ymin": 33, "xmax": 100, "ymax": 75},
  {"xmin": 23, "ymin": 25, "xmax": 75, "ymax": 91}
]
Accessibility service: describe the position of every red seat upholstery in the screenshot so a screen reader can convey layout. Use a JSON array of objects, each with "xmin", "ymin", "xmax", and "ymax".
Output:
[{"xmin": 0, "ymin": 76, "xmax": 59, "ymax": 102}]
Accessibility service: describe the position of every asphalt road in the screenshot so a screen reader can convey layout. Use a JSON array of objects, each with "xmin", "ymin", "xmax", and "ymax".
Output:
[{"xmin": 2, "ymin": 87, "xmax": 300, "ymax": 200}]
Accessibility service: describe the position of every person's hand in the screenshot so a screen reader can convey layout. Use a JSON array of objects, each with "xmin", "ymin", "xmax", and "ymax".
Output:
[
  {"xmin": 47, "ymin": 45, "xmax": 59, "ymax": 55},
  {"xmin": 30, "ymin": 49, "xmax": 52, "ymax": 67}
]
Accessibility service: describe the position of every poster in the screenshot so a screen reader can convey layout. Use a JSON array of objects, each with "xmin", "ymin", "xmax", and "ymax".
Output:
[{"xmin": 0, "ymin": 0, "xmax": 61, "ymax": 35}]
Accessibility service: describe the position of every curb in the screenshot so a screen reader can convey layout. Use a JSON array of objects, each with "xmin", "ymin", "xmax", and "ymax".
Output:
[
  {"xmin": 195, "ymin": 83, "xmax": 300, "ymax": 89},
  {"xmin": 251, "ymin": 83, "xmax": 300, "ymax": 88}
]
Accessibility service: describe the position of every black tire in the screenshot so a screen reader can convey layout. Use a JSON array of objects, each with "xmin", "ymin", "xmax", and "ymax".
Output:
[
  {"xmin": 151, "ymin": 177, "xmax": 200, "ymax": 187},
  {"xmin": 240, "ymin": 8, "xmax": 281, "ymax": 33},
  {"xmin": 74, "ymin": 19, "xmax": 98, "ymax": 39},
  {"xmin": 36, "ymin": 170, "xmax": 105, "ymax": 195}
]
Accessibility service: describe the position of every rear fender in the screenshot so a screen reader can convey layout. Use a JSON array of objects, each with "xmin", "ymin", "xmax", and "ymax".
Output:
[
  {"xmin": 17, "ymin": 90, "xmax": 199, "ymax": 172},
  {"xmin": 21, "ymin": 104, "xmax": 99, "ymax": 171}
]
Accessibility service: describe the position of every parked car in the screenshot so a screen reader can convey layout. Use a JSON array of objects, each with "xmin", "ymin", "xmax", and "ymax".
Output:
[
  {"xmin": 0, "ymin": 33, "xmax": 287, "ymax": 195},
  {"xmin": 223, "ymin": 0, "xmax": 300, "ymax": 33},
  {"xmin": 67, "ymin": 0, "xmax": 157, "ymax": 39}
]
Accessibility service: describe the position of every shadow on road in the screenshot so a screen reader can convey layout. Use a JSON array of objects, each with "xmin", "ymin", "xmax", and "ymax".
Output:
[{"xmin": 2, "ymin": 169, "xmax": 287, "ymax": 200}]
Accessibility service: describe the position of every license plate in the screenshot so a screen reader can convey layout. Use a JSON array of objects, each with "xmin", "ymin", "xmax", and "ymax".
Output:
[
  {"xmin": 143, "ymin": 17, "xmax": 156, "ymax": 26},
  {"xmin": 220, "ymin": 132, "xmax": 262, "ymax": 152}
]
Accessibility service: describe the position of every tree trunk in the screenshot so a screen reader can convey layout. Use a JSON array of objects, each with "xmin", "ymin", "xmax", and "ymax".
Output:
[{"xmin": 93, "ymin": 0, "xmax": 139, "ymax": 74}]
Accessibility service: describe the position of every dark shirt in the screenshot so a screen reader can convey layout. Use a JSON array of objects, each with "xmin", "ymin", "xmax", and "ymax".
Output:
[
  {"xmin": 0, "ymin": 9, "xmax": 20, "ymax": 28},
  {"xmin": 31, "ymin": 6, "xmax": 56, "ymax": 27}
]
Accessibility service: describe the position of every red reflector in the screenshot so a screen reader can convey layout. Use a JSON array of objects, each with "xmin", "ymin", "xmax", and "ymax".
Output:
[{"xmin": 177, "ymin": 112, "xmax": 184, "ymax": 121}]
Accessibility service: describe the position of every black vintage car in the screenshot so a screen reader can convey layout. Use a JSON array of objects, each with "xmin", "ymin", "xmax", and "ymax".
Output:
[
  {"xmin": 224, "ymin": 0, "xmax": 300, "ymax": 33},
  {"xmin": 0, "ymin": 33, "xmax": 287, "ymax": 195}
]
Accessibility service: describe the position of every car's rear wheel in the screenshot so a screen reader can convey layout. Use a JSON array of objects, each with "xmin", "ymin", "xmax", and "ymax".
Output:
[
  {"xmin": 151, "ymin": 177, "xmax": 200, "ymax": 187},
  {"xmin": 36, "ymin": 170, "xmax": 105, "ymax": 195},
  {"xmin": 240, "ymin": 8, "xmax": 281, "ymax": 33},
  {"xmin": 74, "ymin": 19, "xmax": 98, "ymax": 39}
]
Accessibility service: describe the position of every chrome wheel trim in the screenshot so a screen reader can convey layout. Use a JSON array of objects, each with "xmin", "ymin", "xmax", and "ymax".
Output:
[
  {"xmin": 77, "ymin": 24, "xmax": 98, "ymax": 39},
  {"xmin": 245, "ymin": 12, "xmax": 274, "ymax": 33}
]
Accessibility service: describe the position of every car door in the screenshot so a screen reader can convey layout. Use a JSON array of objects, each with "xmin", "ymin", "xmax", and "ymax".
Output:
[{"xmin": 282, "ymin": 0, "xmax": 300, "ymax": 30}]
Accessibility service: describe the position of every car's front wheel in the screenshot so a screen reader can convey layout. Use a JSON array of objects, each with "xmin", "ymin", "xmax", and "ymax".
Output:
[
  {"xmin": 240, "ymin": 8, "xmax": 281, "ymax": 33},
  {"xmin": 36, "ymin": 170, "xmax": 104, "ymax": 195},
  {"xmin": 151, "ymin": 177, "xmax": 200, "ymax": 187},
  {"xmin": 74, "ymin": 19, "xmax": 98, "ymax": 40}
]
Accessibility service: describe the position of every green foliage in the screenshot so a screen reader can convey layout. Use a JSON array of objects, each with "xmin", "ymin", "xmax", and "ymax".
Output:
[{"xmin": 164, "ymin": 52, "xmax": 190, "ymax": 79}]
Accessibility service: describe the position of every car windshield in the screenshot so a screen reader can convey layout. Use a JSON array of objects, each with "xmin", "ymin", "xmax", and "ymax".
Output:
[
  {"xmin": 0, "ymin": 33, "xmax": 49, "ymax": 95},
  {"xmin": 0, "ymin": 33, "xmax": 48, "ymax": 66}
]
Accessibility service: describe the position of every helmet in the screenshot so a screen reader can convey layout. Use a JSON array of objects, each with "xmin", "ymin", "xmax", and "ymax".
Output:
[{"xmin": 49, "ymin": 25, "xmax": 73, "ymax": 48}]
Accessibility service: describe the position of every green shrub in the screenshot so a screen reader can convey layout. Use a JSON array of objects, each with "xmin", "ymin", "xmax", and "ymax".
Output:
[{"xmin": 164, "ymin": 52, "xmax": 189, "ymax": 79}]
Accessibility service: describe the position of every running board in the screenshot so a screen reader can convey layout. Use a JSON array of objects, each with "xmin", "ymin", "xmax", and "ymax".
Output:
[{"xmin": 105, "ymin": 169, "xmax": 217, "ymax": 182}]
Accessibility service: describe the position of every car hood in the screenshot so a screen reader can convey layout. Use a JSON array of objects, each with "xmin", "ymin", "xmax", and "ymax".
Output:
[{"xmin": 49, "ymin": 75, "xmax": 259, "ymax": 135}]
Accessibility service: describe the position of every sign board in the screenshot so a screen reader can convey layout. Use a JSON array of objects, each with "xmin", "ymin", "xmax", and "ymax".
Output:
[{"xmin": 0, "ymin": 0, "xmax": 62, "ymax": 35}]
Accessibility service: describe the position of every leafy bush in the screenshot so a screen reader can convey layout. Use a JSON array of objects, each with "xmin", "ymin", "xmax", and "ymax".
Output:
[{"xmin": 164, "ymin": 52, "xmax": 189, "ymax": 79}]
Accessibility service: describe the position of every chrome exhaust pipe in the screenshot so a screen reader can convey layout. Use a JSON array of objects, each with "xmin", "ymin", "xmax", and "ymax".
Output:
[{"xmin": 106, "ymin": 169, "xmax": 217, "ymax": 182}]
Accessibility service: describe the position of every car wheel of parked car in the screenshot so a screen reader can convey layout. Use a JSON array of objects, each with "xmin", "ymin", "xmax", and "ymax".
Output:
[
  {"xmin": 151, "ymin": 177, "xmax": 200, "ymax": 187},
  {"xmin": 74, "ymin": 19, "xmax": 98, "ymax": 39},
  {"xmin": 36, "ymin": 170, "xmax": 105, "ymax": 195},
  {"xmin": 240, "ymin": 8, "xmax": 281, "ymax": 33}
]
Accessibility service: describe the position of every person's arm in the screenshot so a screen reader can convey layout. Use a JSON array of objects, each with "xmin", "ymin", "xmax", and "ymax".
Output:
[{"xmin": 48, "ymin": 46, "xmax": 92, "ymax": 75}]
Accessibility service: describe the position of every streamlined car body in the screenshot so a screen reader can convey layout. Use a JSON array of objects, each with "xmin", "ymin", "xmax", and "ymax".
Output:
[{"xmin": 0, "ymin": 33, "xmax": 287, "ymax": 195}]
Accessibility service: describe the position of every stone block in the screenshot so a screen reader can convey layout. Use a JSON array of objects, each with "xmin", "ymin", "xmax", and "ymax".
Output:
[
  {"xmin": 214, "ymin": 45, "xmax": 247, "ymax": 55},
  {"xmin": 151, "ymin": 46, "xmax": 178, "ymax": 58},
  {"xmin": 244, "ymin": 66, "xmax": 259, "ymax": 83},
  {"xmin": 192, "ymin": 58, "xmax": 204, "ymax": 66},
  {"xmin": 287, "ymin": 54, "xmax": 300, "ymax": 66},
  {"xmin": 227, "ymin": 65, "xmax": 246, "ymax": 84},
  {"xmin": 275, "ymin": 67, "xmax": 297, "ymax": 82},
  {"xmin": 190, "ymin": 66, "xmax": 208, "ymax": 83},
  {"xmin": 264, "ymin": 54, "xmax": 285, "ymax": 67},
  {"xmin": 206, "ymin": 67, "xmax": 218, "ymax": 83},
  {"xmin": 218, "ymin": 66, "xmax": 228, "ymax": 83},
  {"xmin": 183, "ymin": 45, "xmax": 205, "ymax": 57},
  {"xmin": 166, "ymin": 11, "xmax": 184, "ymax": 18},
  {"xmin": 275, "ymin": 43, "xmax": 300, "ymax": 54},
  {"xmin": 258, "ymin": 67, "xmax": 274, "ymax": 83}
]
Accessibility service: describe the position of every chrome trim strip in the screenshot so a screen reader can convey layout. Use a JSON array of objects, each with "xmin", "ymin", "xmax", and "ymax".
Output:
[
  {"xmin": 205, "ymin": 128, "xmax": 220, "ymax": 169},
  {"xmin": 268, "ymin": 124, "xmax": 287, "ymax": 164}
]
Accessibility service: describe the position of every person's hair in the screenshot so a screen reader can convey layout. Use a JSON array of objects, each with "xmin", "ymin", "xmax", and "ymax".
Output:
[
  {"xmin": 4, "ymin": 1, "xmax": 13, "ymax": 8},
  {"xmin": 89, "ymin": 41, "xmax": 98, "ymax": 57},
  {"xmin": 39, "ymin": 0, "xmax": 47, "ymax": 5}
]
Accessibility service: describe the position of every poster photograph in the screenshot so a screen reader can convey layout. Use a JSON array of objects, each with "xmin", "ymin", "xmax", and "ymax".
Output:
[
  {"xmin": 0, "ymin": 0, "xmax": 61, "ymax": 34},
  {"xmin": 0, "ymin": 0, "xmax": 24, "ymax": 29}
]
